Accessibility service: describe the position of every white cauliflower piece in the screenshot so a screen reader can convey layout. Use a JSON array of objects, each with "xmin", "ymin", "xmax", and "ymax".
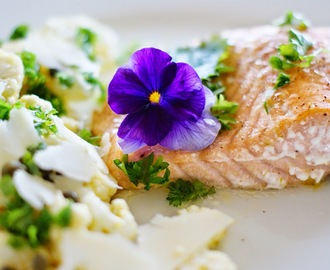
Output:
[
  {"xmin": 0, "ymin": 49, "xmax": 24, "ymax": 103},
  {"xmin": 179, "ymin": 250, "xmax": 237, "ymax": 270},
  {"xmin": 19, "ymin": 94, "xmax": 53, "ymax": 112}
]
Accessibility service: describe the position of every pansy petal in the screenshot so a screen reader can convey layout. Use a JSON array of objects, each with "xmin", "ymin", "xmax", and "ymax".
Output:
[
  {"xmin": 128, "ymin": 48, "xmax": 173, "ymax": 91},
  {"xmin": 118, "ymin": 105, "xmax": 173, "ymax": 148},
  {"xmin": 203, "ymin": 86, "xmax": 216, "ymax": 110},
  {"xmin": 108, "ymin": 67, "xmax": 150, "ymax": 114},
  {"xmin": 117, "ymin": 137, "xmax": 146, "ymax": 154},
  {"xmin": 159, "ymin": 112, "xmax": 221, "ymax": 151},
  {"xmin": 162, "ymin": 63, "xmax": 205, "ymax": 121}
]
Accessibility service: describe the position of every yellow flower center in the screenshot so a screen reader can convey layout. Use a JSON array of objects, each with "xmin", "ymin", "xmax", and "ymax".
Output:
[{"xmin": 149, "ymin": 91, "xmax": 161, "ymax": 103}]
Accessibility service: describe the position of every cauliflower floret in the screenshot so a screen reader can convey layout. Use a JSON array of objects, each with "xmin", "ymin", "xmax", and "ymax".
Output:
[
  {"xmin": 0, "ymin": 49, "xmax": 24, "ymax": 103},
  {"xmin": 179, "ymin": 250, "xmax": 237, "ymax": 270},
  {"xmin": 19, "ymin": 94, "xmax": 53, "ymax": 112}
]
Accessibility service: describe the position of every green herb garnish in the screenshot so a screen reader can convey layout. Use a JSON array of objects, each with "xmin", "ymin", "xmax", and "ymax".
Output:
[
  {"xmin": 0, "ymin": 99, "xmax": 13, "ymax": 120},
  {"xmin": 9, "ymin": 24, "xmax": 29, "ymax": 40},
  {"xmin": 274, "ymin": 72, "xmax": 291, "ymax": 89},
  {"xmin": 82, "ymin": 72, "xmax": 106, "ymax": 103},
  {"xmin": 20, "ymin": 143, "xmax": 47, "ymax": 176},
  {"xmin": 76, "ymin": 27, "xmax": 97, "ymax": 61},
  {"xmin": 78, "ymin": 128, "xmax": 101, "ymax": 146},
  {"xmin": 266, "ymin": 13, "xmax": 315, "ymax": 113},
  {"xmin": 114, "ymin": 154, "xmax": 217, "ymax": 207},
  {"xmin": 56, "ymin": 72, "xmax": 75, "ymax": 88},
  {"xmin": 0, "ymin": 175, "xmax": 71, "ymax": 249},
  {"xmin": 113, "ymin": 153, "xmax": 170, "ymax": 190},
  {"xmin": 211, "ymin": 94, "xmax": 238, "ymax": 130},
  {"xmin": 0, "ymin": 100, "xmax": 23, "ymax": 121},
  {"xmin": 20, "ymin": 51, "xmax": 65, "ymax": 115},
  {"xmin": 166, "ymin": 179, "xmax": 216, "ymax": 207},
  {"xmin": 29, "ymin": 106, "xmax": 58, "ymax": 137},
  {"xmin": 275, "ymin": 11, "xmax": 309, "ymax": 31}
]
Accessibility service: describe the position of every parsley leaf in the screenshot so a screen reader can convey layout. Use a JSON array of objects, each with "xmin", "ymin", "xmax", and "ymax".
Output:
[
  {"xmin": 288, "ymin": 29, "xmax": 312, "ymax": 55},
  {"xmin": 29, "ymin": 106, "xmax": 58, "ymax": 137},
  {"xmin": 0, "ymin": 175, "xmax": 71, "ymax": 249},
  {"xmin": 211, "ymin": 94, "xmax": 238, "ymax": 129},
  {"xmin": 274, "ymin": 72, "xmax": 290, "ymax": 89},
  {"xmin": 266, "ymin": 14, "xmax": 315, "ymax": 113},
  {"xmin": 9, "ymin": 24, "xmax": 29, "ymax": 40},
  {"xmin": 166, "ymin": 179, "xmax": 216, "ymax": 207},
  {"xmin": 76, "ymin": 27, "xmax": 97, "ymax": 61},
  {"xmin": 275, "ymin": 11, "xmax": 309, "ymax": 31},
  {"xmin": 113, "ymin": 153, "xmax": 170, "ymax": 190},
  {"xmin": 77, "ymin": 128, "xmax": 101, "ymax": 146}
]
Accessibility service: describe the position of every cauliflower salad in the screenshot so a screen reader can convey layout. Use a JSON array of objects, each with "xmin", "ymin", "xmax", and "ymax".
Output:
[{"xmin": 0, "ymin": 16, "xmax": 236, "ymax": 270}]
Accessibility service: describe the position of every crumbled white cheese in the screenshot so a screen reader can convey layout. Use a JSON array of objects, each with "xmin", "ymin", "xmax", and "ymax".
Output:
[
  {"xmin": 0, "ymin": 107, "xmax": 40, "ymax": 174},
  {"xmin": 34, "ymin": 141, "xmax": 97, "ymax": 182},
  {"xmin": 13, "ymin": 170, "xmax": 57, "ymax": 209},
  {"xmin": 0, "ymin": 49, "xmax": 24, "ymax": 103}
]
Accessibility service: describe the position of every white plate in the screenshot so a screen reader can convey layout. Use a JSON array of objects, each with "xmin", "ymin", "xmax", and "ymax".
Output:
[{"xmin": 2, "ymin": 1, "xmax": 330, "ymax": 269}]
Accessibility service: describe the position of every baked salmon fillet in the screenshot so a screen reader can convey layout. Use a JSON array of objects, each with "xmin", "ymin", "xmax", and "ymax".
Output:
[{"xmin": 92, "ymin": 26, "xmax": 330, "ymax": 189}]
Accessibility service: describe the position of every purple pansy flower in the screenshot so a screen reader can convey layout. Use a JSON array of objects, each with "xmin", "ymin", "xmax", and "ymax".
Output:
[{"xmin": 108, "ymin": 47, "xmax": 220, "ymax": 153}]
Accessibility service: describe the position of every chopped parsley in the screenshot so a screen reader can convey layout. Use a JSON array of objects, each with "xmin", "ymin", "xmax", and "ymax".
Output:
[
  {"xmin": 20, "ymin": 143, "xmax": 47, "ymax": 176},
  {"xmin": 114, "ymin": 154, "xmax": 217, "ymax": 206},
  {"xmin": 172, "ymin": 36, "xmax": 237, "ymax": 129},
  {"xmin": 274, "ymin": 72, "xmax": 291, "ymax": 90},
  {"xmin": 0, "ymin": 99, "xmax": 13, "ymax": 120},
  {"xmin": 266, "ymin": 14, "xmax": 316, "ymax": 113},
  {"xmin": 0, "ymin": 175, "xmax": 71, "ymax": 249},
  {"xmin": 20, "ymin": 51, "xmax": 65, "ymax": 115},
  {"xmin": 275, "ymin": 11, "xmax": 309, "ymax": 31},
  {"xmin": 113, "ymin": 153, "xmax": 170, "ymax": 190},
  {"xmin": 76, "ymin": 27, "xmax": 97, "ymax": 61},
  {"xmin": 29, "ymin": 106, "xmax": 58, "ymax": 137},
  {"xmin": 166, "ymin": 179, "xmax": 216, "ymax": 207},
  {"xmin": 56, "ymin": 71, "xmax": 75, "ymax": 88},
  {"xmin": 78, "ymin": 128, "xmax": 101, "ymax": 146},
  {"xmin": 211, "ymin": 94, "xmax": 238, "ymax": 130},
  {"xmin": 9, "ymin": 24, "xmax": 29, "ymax": 40},
  {"xmin": 82, "ymin": 72, "xmax": 106, "ymax": 103},
  {"xmin": 0, "ymin": 100, "xmax": 23, "ymax": 121}
]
